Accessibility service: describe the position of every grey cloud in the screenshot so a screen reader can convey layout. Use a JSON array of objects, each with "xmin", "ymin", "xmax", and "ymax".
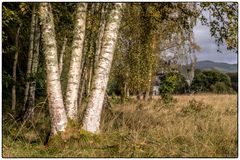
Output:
[{"xmin": 193, "ymin": 20, "xmax": 237, "ymax": 64}]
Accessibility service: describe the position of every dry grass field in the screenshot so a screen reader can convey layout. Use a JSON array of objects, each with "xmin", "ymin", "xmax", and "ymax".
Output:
[
  {"xmin": 174, "ymin": 94, "xmax": 237, "ymax": 110},
  {"xmin": 3, "ymin": 94, "xmax": 237, "ymax": 157}
]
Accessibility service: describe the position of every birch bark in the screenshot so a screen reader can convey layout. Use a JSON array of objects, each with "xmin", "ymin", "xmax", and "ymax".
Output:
[
  {"xmin": 83, "ymin": 4, "xmax": 96, "ymax": 97},
  {"xmin": 82, "ymin": 3, "xmax": 124, "ymax": 133},
  {"xmin": 23, "ymin": 4, "xmax": 36, "ymax": 111},
  {"xmin": 91, "ymin": 4, "xmax": 107, "ymax": 87},
  {"xmin": 28, "ymin": 15, "xmax": 40, "ymax": 111},
  {"xmin": 11, "ymin": 24, "xmax": 21, "ymax": 111},
  {"xmin": 65, "ymin": 3, "xmax": 87, "ymax": 120},
  {"xmin": 95, "ymin": 4, "xmax": 107, "ymax": 64},
  {"xmin": 58, "ymin": 36, "xmax": 67, "ymax": 76},
  {"xmin": 39, "ymin": 3, "xmax": 67, "ymax": 135}
]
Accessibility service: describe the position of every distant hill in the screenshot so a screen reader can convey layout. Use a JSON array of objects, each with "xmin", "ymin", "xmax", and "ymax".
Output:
[{"xmin": 195, "ymin": 60, "xmax": 237, "ymax": 73}]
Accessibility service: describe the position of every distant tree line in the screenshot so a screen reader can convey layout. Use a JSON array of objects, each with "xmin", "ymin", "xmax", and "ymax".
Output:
[
  {"xmin": 158, "ymin": 70, "xmax": 236, "ymax": 95},
  {"xmin": 227, "ymin": 72, "xmax": 238, "ymax": 92},
  {"xmin": 108, "ymin": 69, "xmax": 236, "ymax": 99}
]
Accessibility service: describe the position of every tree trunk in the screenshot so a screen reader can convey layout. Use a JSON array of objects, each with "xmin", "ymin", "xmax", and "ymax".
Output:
[
  {"xmin": 86, "ymin": 62, "xmax": 93, "ymax": 97},
  {"xmin": 78, "ymin": 59, "xmax": 88, "ymax": 107},
  {"xmin": 143, "ymin": 91, "xmax": 149, "ymax": 101},
  {"xmin": 39, "ymin": 3, "xmax": 67, "ymax": 135},
  {"xmin": 23, "ymin": 4, "xmax": 36, "ymax": 111},
  {"xmin": 65, "ymin": 3, "xmax": 87, "ymax": 120},
  {"xmin": 126, "ymin": 87, "xmax": 130, "ymax": 97},
  {"xmin": 94, "ymin": 4, "xmax": 107, "ymax": 72},
  {"xmin": 78, "ymin": 76, "xmax": 86, "ymax": 108},
  {"xmin": 144, "ymin": 71, "xmax": 153, "ymax": 101},
  {"xmin": 27, "ymin": 14, "xmax": 40, "ymax": 117},
  {"xmin": 82, "ymin": 3, "xmax": 124, "ymax": 133},
  {"xmin": 124, "ymin": 82, "xmax": 129, "ymax": 98},
  {"xmin": 137, "ymin": 92, "xmax": 143, "ymax": 100},
  {"xmin": 58, "ymin": 36, "xmax": 67, "ymax": 76},
  {"xmin": 11, "ymin": 24, "xmax": 21, "ymax": 111},
  {"xmin": 87, "ymin": 4, "xmax": 108, "ymax": 97},
  {"xmin": 83, "ymin": 4, "xmax": 96, "ymax": 97}
]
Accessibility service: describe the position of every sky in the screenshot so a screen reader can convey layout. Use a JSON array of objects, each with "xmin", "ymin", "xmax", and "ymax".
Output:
[{"xmin": 193, "ymin": 20, "xmax": 237, "ymax": 64}]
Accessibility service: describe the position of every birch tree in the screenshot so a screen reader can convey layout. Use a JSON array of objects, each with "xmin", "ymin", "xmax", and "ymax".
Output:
[
  {"xmin": 95, "ymin": 4, "xmax": 107, "ymax": 68},
  {"xmin": 11, "ymin": 24, "xmax": 21, "ymax": 111},
  {"xmin": 23, "ymin": 4, "xmax": 36, "ymax": 111},
  {"xmin": 65, "ymin": 3, "xmax": 87, "ymax": 120},
  {"xmin": 58, "ymin": 36, "xmax": 67, "ymax": 76},
  {"xmin": 82, "ymin": 3, "xmax": 124, "ymax": 133},
  {"xmin": 78, "ymin": 3, "xmax": 105, "ymax": 107},
  {"xmin": 27, "ymin": 15, "xmax": 40, "ymax": 114},
  {"xmin": 89, "ymin": 4, "xmax": 108, "ymax": 92},
  {"xmin": 39, "ymin": 2, "xmax": 68, "ymax": 135},
  {"xmin": 82, "ymin": 3, "xmax": 99, "ymax": 97}
]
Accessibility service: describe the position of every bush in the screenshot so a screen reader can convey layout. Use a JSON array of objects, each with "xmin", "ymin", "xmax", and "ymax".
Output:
[
  {"xmin": 159, "ymin": 73, "xmax": 178, "ymax": 103},
  {"xmin": 179, "ymin": 99, "xmax": 212, "ymax": 117},
  {"xmin": 227, "ymin": 72, "xmax": 238, "ymax": 92},
  {"xmin": 210, "ymin": 82, "xmax": 232, "ymax": 94},
  {"xmin": 174, "ymin": 73, "xmax": 189, "ymax": 94},
  {"xmin": 191, "ymin": 70, "xmax": 233, "ymax": 93}
]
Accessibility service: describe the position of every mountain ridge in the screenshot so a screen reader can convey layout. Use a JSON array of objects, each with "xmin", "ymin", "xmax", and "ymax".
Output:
[{"xmin": 195, "ymin": 60, "xmax": 237, "ymax": 73}]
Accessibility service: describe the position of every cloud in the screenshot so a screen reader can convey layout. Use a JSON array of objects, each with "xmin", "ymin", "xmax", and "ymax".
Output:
[{"xmin": 193, "ymin": 20, "xmax": 237, "ymax": 64}]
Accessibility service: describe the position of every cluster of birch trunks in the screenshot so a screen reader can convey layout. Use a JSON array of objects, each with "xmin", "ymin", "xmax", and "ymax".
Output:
[
  {"xmin": 12, "ymin": 3, "xmax": 124, "ymax": 135},
  {"xmin": 10, "ymin": 2, "xmax": 238, "ymax": 138}
]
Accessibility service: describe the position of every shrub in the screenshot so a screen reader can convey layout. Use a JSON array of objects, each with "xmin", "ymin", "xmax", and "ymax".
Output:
[
  {"xmin": 174, "ymin": 73, "xmax": 189, "ymax": 94},
  {"xmin": 227, "ymin": 72, "xmax": 238, "ymax": 92},
  {"xmin": 159, "ymin": 74, "xmax": 178, "ymax": 103},
  {"xmin": 179, "ymin": 99, "xmax": 212, "ymax": 117},
  {"xmin": 191, "ymin": 70, "xmax": 233, "ymax": 93},
  {"xmin": 210, "ymin": 82, "xmax": 232, "ymax": 94}
]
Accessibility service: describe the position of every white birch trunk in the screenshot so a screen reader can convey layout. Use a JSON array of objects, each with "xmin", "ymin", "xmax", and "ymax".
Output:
[
  {"xmin": 77, "ymin": 76, "xmax": 85, "ymax": 107},
  {"xmin": 77, "ymin": 50, "xmax": 87, "ymax": 107},
  {"xmin": 65, "ymin": 3, "xmax": 87, "ymax": 120},
  {"xmin": 11, "ymin": 24, "xmax": 21, "ymax": 111},
  {"xmin": 58, "ymin": 36, "xmax": 67, "ymax": 76},
  {"xmin": 82, "ymin": 3, "xmax": 124, "ymax": 133},
  {"xmin": 39, "ymin": 3, "xmax": 68, "ymax": 135},
  {"xmin": 28, "ymin": 15, "xmax": 40, "ymax": 110},
  {"xmin": 87, "ymin": 64, "xmax": 93, "ymax": 97},
  {"xmin": 90, "ymin": 4, "xmax": 107, "ymax": 87},
  {"xmin": 95, "ymin": 5, "xmax": 107, "ymax": 63},
  {"xmin": 23, "ymin": 4, "xmax": 36, "ymax": 111},
  {"xmin": 83, "ymin": 4, "xmax": 96, "ymax": 97}
]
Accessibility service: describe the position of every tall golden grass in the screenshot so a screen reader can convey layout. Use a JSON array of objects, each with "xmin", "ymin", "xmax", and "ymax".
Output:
[{"xmin": 3, "ymin": 94, "xmax": 237, "ymax": 157}]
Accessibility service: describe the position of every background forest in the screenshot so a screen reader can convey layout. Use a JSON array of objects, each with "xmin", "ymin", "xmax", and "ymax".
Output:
[{"xmin": 2, "ymin": 2, "xmax": 238, "ymax": 157}]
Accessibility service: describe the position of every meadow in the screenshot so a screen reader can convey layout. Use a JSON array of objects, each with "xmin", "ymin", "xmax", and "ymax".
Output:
[{"xmin": 3, "ymin": 94, "xmax": 237, "ymax": 157}]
